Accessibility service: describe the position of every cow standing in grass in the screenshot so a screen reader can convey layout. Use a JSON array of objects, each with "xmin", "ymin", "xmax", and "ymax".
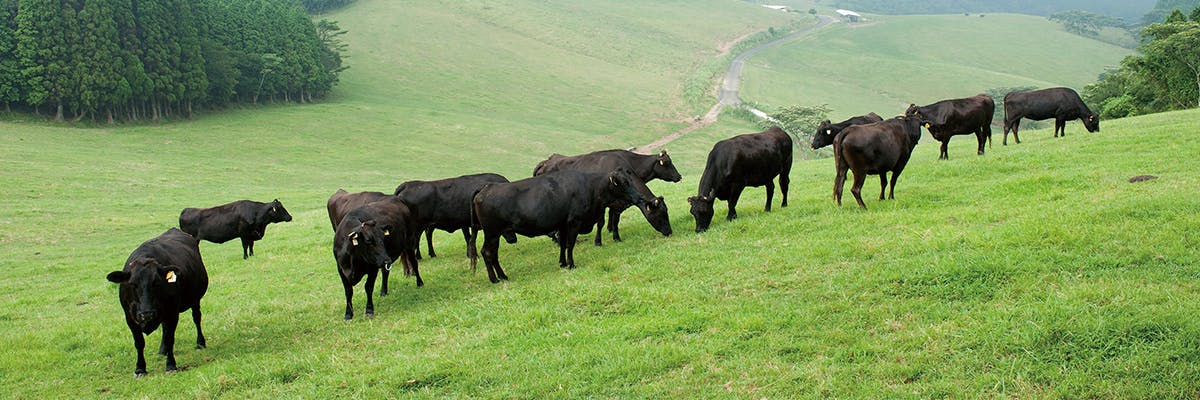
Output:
[
  {"xmin": 106, "ymin": 228, "xmax": 209, "ymax": 377},
  {"xmin": 332, "ymin": 197, "xmax": 421, "ymax": 319},
  {"xmin": 469, "ymin": 169, "xmax": 648, "ymax": 283},
  {"xmin": 832, "ymin": 116, "xmax": 923, "ymax": 209},
  {"xmin": 533, "ymin": 149, "xmax": 680, "ymax": 245},
  {"xmin": 689, "ymin": 126, "xmax": 792, "ymax": 233},
  {"xmin": 394, "ymin": 173, "xmax": 513, "ymax": 259},
  {"xmin": 179, "ymin": 199, "xmax": 293, "ymax": 259},
  {"xmin": 1003, "ymin": 87, "xmax": 1099, "ymax": 145},
  {"xmin": 905, "ymin": 94, "xmax": 994, "ymax": 160},
  {"xmin": 326, "ymin": 189, "xmax": 390, "ymax": 231}
]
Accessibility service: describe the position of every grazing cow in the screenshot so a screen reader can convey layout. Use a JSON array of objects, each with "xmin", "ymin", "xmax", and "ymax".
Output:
[
  {"xmin": 326, "ymin": 189, "xmax": 390, "ymax": 230},
  {"xmin": 105, "ymin": 228, "xmax": 208, "ymax": 377},
  {"xmin": 533, "ymin": 149, "xmax": 680, "ymax": 245},
  {"xmin": 469, "ymin": 169, "xmax": 648, "ymax": 283},
  {"xmin": 393, "ymin": 173, "xmax": 514, "ymax": 259},
  {"xmin": 332, "ymin": 197, "xmax": 421, "ymax": 319},
  {"xmin": 179, "ymin": 199, "xmax": 292, "ymax": 259},
  {"xmin": 688, "ymin": 126, "xmax": 792, "ymax": 233},
  {"xmin": 832, "ymin": 116, "xmax": 924, "ymax": 209},
  {"xmin": 1003, "ymin": 87, "xmax": 1099, "ymax": 145},
  {"xmin": 904, "ymin": 94, "xmax": 994, "ymax": 160},
  {"xmin": 810, "ymin": 112, "xmax": 883, "ymax": 149}
]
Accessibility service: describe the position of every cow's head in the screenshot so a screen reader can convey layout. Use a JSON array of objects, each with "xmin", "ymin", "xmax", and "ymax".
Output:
[
  {"xmin": 606, "ymin": 169, "xmax": 645, "ymax": 207},
  {"xmin": 904, "ymin": 104, "xmax": 934, "ymax": 130},
  {"xmin": 267, "ymin": 199, "xmax": 293, "ymax": 223},
  {"xmin": 653, "ymin": 150, "xmax": 683, "ymax": 182},
  {"xmin": 637, "ymin": 196, "xmax": 672, "ymax": 237},
  {"xmin": 343, "ymin": 220, "xmax": 394, "ymax": 273},
  {"xmin": 811, "ymin": 120, "xmax": 836, "ymax": 149},
  {"xmin": 688, "ymin": 190, "xmax": 716, "ymax": 233},
  {"xmin": 107, "ymin": 258, "xmax": 180, "ymax": 332},
  {"xmin": 1084, "ymin": 113, "xmax": 1100, "ymax": 133}
]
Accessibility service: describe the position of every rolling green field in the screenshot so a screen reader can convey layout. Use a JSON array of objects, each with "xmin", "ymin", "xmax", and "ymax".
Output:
[
  {"xmin": 739, "ymin": 13, "xmax": 1133, "ymax": 120},
  {"xmin": 2, "ymin": 0, "xmax": 1198, "ymax": 398}
]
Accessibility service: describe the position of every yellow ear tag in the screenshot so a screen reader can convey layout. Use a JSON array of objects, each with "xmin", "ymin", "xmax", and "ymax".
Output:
[
  {"xmin": 659, "ymin": 159, "xmax": 665, "ymax": 166},
  {"xmin": 383, "ymin": 229, "xmax": 390, "ymax": 236},
  {"xmin": 166, "ymin": 271, "xmax": 177, "ymax": 283},
  {"xmin": 351, "ymin": 239, "xmax": 359, "ymax": 246},
  {"xmin": 924, "ymin": 123, "xmax": 931, "ymax": 128}
]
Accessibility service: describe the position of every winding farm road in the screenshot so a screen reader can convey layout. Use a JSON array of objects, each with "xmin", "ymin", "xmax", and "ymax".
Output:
[{"xmin": 633, "ymin": 15, "xmax": 835, "ymax": 153}]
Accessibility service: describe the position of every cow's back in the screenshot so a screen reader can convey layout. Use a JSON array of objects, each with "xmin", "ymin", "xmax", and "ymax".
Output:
[
  {"xmin": 124, "ymin": 228, "xmax": 208, "ymax": 308},
  {"xmin": 1005, "ymin": 87, "xmax": 1085, "ymax": 120},
  {"xmin": 178, "ymin": 201, "xmax": 257, "ymax": 243},
  {"xmin": 704, "ymin": 128, "xmax": 791, "ymax": 199},
  {"xmin": 327, "ymin": 190, "xmax": 389, "ymax": 230},
  {"xmin": 475, "ymin": 171, "xmax": 596, "ymax": 236}
]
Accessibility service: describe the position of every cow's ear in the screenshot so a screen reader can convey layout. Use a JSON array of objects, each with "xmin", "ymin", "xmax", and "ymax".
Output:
[
  {"xmin": 159, "ymin": 266, "xmax": 181, "ymax": 283},
  {"xmin": 659, "ymin": 149, "xmax": 667, "ymax": 157},
  {"xmin": 106, "ymin": 271, "xmax": 130, "ymax": 283},
  {"xmin": 687, "ymin": 196, "xmax": 696, "ymax": 205}
]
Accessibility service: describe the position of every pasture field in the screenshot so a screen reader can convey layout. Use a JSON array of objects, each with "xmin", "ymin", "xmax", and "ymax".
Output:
[
  {"xmin": 2, "ymin": 0, "xmax": 1198, "ymax": 398},
  {"xmin": 738, "ymin": 13, "xmax": 1133, "ymax": 120}
]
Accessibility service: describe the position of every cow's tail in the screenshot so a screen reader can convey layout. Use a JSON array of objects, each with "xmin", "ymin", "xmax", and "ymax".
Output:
[{"xmin": 467, "ymin": 185, "xmax": 490, "ymax": 272}]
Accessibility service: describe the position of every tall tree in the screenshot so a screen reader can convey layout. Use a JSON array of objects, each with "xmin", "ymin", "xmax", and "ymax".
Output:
[
  {"xmin": 1141, "ymin": 20, "xmax": 1200, "ymax": 107},
  {"xmin": 0, "ymin": 0, "xmax": 20, "ymax": 111}
]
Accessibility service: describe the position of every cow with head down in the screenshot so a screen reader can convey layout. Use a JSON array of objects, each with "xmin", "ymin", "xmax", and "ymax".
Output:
[
  {"xmin": 332, "ymin": 197, "xmax": 421, "ymax": 320},
  {"xmin": 689, "ymin": 126, "xmax": 792, "ymax": 233},
  {"xmin": 811, "ymin": 112, "xmax": 883, "ymax": 149},
  {"xmin": 1003, "ymin": 87, "xmax": 1099, "ymax": 145},
  {"xmin": 106, "ymin": 228, "xmax": 209, "ymax": 377}
]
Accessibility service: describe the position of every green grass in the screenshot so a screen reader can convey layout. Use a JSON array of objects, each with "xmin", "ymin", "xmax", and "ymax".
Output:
[
  {"xmin": 2, "ymin": 0, "xmax": 1198, "ymax": 398},
  {"xmin": 739, "ymin": 13, "xmax": 1133, "ymax": 120}
]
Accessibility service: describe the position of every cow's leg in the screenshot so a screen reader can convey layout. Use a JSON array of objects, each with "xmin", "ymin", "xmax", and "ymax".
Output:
[
  {"xmin": 565, "ymin": 231, "xmax": 579, "ymax": 269},
  {"xmin": 407, "ymin": 248, "xmax": 423, "ymax": 287},
  {"xmin": 889, "ymin": 169, "xmax": 903, "ymax": 200},
  {"xmin": 779, "ymin": 171, "xmax": 789, "ymax": 207},
  {"xmin": 1003, "ymin": 119, "xmax": 1011, "ymax": 145},
  {"xmin": 425, "ymin": 227, "xmax": 436, "ymax": 258},
  {"xmin": 559, "ymin": 234, "xmax": 569, "ymax": 267},
  {"xmin": 161, "ymin": 316, "xmax": 178, "ymax": 372},
  {"xmin": 127, "ymin": 319, "xmax": 148, "ymax": 377},
  {"xmin": 727, "ymin": 185, "xmax": 744, "ymax": 220},
  {"xmin": 593, "ymin": 210, "xmax": 606, "ymax": 247},
  {"xmin": 363, "ymin": 270, "xmax": 377, "ymax": 318},
  {"xmin": 461, "ymin": 229, "xmax": 474, "ymax": 260},
  {"xmin": 379, "ymin": 265, "xmax": 389, "ymax": 296},
  {"xmin": 192, "ymin": 304, "xmax": 206, "ymax": 349},
  {"xmin": 468, "ymin": 228, "xmax": 479, "ymax": 272},
  {"xmin": 834, "ymin": 166, "xmax": 847, "ymax": 206},
  {"xmin": 764, "ymin": 180, "xmax": 775, "ymax": 212},
  {"xmin": 340, "ymin": 273, "xmax": 355, "ymax": 320},
  {"xmin": 878, "ymin": 173, "xmax": 888, "ymax": 200},
  {"xmin": 976, "ymin": 131, "xmax": 987, "ymax": 155},
  {"xmin": 850, "ymin": 169, "xmax": 868, "ymax": 209},
  {"xmin": 609, "ymin": 206, "xmax": 624, "ymax": 243},
  {"xmin": 482, "ymin": 231, "xmax": 503, "ymax": 283},
  {"xmin": 1055, "ymin": 118, "xmax": 1065, "ymax": 137},
  {"xmin": 939, "ymin": 140, "xmax": 950, "ymax": 160},
  {"xmin": 1011, "ymin": 120, "xmax": 1021, "ymax": 144},
  {"xmin": 240, "ymin": 237, "xmax": 250, "ymax": 259}
]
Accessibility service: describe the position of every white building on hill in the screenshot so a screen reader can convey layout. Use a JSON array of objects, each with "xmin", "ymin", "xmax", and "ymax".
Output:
[{"xmin": 836, "ymin": 9, "xmax": 862, "ymax": 22}]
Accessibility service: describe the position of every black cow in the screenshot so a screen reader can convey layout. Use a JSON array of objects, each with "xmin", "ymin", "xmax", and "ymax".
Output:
[
  {"xmin": 326, "ymin": 189, "xmax": 390, "ymax": 231},
  {"xmin": 832, "ymin": 116, "xmax": 923, "ymax": 209},
  {"xmin": 905, "ymin": 94, "xmax": 994, "ymax": 160},
  {"xmin": 811, "ymin": 112, "xmax": 883, "ymax": 149},
  {"xmin": 469, "ymin": 169, "xmax": 648, "ymax": 283},
  {"xmin": 688, "ymin": 126, "xmax": 792, "ymax": 233},
  {"xmin": 1003, "ymin": 87, "xmax": 1099, "ymax": 145},
  {"xmin": 533, "ymin": 149, "xmax": 680, "ymax": 245},
  {"xmin": 394, "ymin": 173, "xmax": 513, "ymax": 259},
  {"xmin": 332, "ymin": 197, "xmax": 421, "ymax": 319},
  {"xmin": 106, "ymin": 228, "xmax": 208, "ymax": 377},
  {"xmin": 179, "ymin": 199, "xmax": 292, "ymax": 259}
]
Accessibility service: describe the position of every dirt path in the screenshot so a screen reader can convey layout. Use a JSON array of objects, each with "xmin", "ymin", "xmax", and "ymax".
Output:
[{"xmin": 632, "ymin": 15, "xmax": 834, "ymax": 154}]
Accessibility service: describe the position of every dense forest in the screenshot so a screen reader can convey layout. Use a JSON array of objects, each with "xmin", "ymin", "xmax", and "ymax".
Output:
[
  {"xmin": 0, "ymin": 0, "xmax": 347, "ymax": 122},
  {"xmin": 300, "ymin": 0, "xmax": 354, "ymax": 14},
  {"xmin": 1141, "ymin": 0, "xmax": 1200, "ymax": 24},
  {"xmin": 824, "ymin": 0, "xmax": 1156, "ymax": 22}
]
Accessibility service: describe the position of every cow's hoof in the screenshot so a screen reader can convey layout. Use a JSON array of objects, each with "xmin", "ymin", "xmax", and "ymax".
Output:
[
  {"xmin": 196, "ymin": 343, "xmax": 206, "ymax": 350},
  {"xmin": 134, "ymin": 369, "xmax": 147, "ymax": 378},
  {"xmin": 166, "ymin": 365, "xmax": 178, "ymax": 373},
  {"xmin": 344, "ymin": 313, "xmax": 353, "ymax": 320}
]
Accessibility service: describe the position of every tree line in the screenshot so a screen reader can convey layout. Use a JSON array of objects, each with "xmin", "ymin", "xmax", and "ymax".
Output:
[
  {"xmin": 1083, "ymin": 7, "xmax": 1200, "ymax": 118},
  {"xmin": 0, "ymin": 0, "xmax": 348, "ymax": 123}
]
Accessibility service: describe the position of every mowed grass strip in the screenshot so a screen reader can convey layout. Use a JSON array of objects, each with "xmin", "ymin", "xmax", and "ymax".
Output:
[{"xmin": 2, "ymin": 105, "xmax": 1197, "ymax": 397}]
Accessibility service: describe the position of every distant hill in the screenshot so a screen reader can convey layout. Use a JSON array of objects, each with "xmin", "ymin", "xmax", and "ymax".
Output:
[
  {"xmin": 824, "ymin": 0, "xmax": 1156, "ymax": 22},
  {"xmin": 1141, "ymin": 0, "xmax": 1200, "ymax": 24}
]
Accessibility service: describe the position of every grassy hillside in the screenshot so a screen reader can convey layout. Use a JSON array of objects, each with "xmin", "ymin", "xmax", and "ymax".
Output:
[
  {"xmin": 739, "ymin": 13, "xmax": 1132, "ymax": 120},
  {"xmin": 2, "ymin": 0, "xmax": 1198, "ymax": 398}
]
